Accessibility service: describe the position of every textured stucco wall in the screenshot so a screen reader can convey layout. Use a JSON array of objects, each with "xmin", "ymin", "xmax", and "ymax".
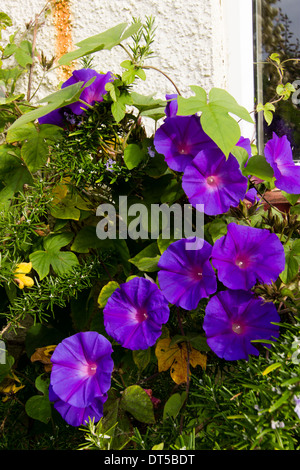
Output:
[{"xmin": 1, "ymin": 0, "xmax": 255, "ymax": 136}]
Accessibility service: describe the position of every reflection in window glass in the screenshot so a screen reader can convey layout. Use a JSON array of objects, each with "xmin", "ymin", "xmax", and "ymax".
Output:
[{"xmin": 253, "ymin": 0, "xmax": 300, "ymax": 161}]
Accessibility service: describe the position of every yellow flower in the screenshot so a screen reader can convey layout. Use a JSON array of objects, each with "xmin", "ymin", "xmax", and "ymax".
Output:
[{"xmin": 14, "ymin": 262, "xmax": 34, "ymax": 289}]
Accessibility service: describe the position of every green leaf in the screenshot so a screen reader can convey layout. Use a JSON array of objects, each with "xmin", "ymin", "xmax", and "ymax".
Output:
[
  {"xmin": 244, "ymin": 155, "xmax": 274, "ymax": 182},
  {"xmin": 177, "ymin": 85, "xmax": 207, "ymax": 115},
  {"xmin": 111, "ymin": 92, "xmax": 133, "ymax": 122},
  {"xmin": 0, "ymin": 145, "xmax": 33, "ymax": 209},
  {"xmin": 124, "ymin": 143, "xmax": 146, "ymax": 169},
  {"xmin": 177, "ymin": 87, "xmax": 253, "ymax": 157},
  {"xmin": 282, "ymin": 192, "xmax": 300, "ymax": 205},
  {"xmin": 280, "ymin": 240, "xmax": 300, "ymax": 284},
  {"xmin": 120, "ymin": 385, "xmax": 155, "ymax": 424},
  {"xmin": 14, "ymin": 40, "xmax": 33, "ymax": 68},
  {"xmin": 269, "ymin": 390, "xmax": 290, "ymax": 413},
  {"xmin": 35, "ymin": 374, "xmax": 50, "ymax": 395},
  {"xmin": 98, "ymin": 281, "xmax": 120, "ymax": 308},
  {"xmin": 8, "ymin": 81, "xmax": 86, "ymax": 130},
  {"xmin": 29, "ymin": 233, "xmax": 78, "ymax": 280},
  {"xmin": 132, "ymin": 348, "xmax": 151, "ymax": 372},
  {"xmin": 0, "ymin": 355, "xmax": 14, "ymax": 384},
  {"xmin": 71, "ymin": 226, "xmax": 113, "ymax": 253},
  {"xmin": 163, "ymin": 392, "xmax": 187, "ymax": 421},
  {"xmin": 0, "ymin": 12, "xmax": 12, "ymax": 30},
  {"xmin": 7, "ymin": 123, "xmax": 61, "ymax": 172},
  {"xmin": 59, "ymin": 21, "xmax": 142, "ymax": 66},
  {"xmin": 25, "ymin": 395, "xmax": 51, "ymax": 424},
  {"xmin": 262, "ymin": 362, "xmax": 282, "ymax": 376},
  {"xmin": 129, "ymin": 242, "xmax": 161, "ymax": 272}
]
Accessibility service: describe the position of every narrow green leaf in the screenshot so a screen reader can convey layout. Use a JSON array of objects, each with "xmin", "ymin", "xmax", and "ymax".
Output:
[{"xmin": 262, "ymin": 362, "xmax": 282, "ymax": 376}]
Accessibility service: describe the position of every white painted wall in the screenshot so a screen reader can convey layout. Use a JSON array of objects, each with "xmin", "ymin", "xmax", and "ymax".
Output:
[{"xmin": 1, "ymin": 0, "xmax": 255, "ymax": 138}]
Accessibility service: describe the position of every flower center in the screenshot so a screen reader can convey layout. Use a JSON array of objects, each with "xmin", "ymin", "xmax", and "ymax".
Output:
[
  {"xmin": 177, "ymin": 143, "xmax": 191, "ymax": 155},
  {"xmin": 235, "ymin": 256, "xmax": 250, "ymax": 269},
  {"xmin": 232, "ymin": 322, "xmax": 244, "ymax": 335},
  {"xmin": 87, "ymin": 363, "xmax": 97, "ymax": 376},
  {"xmin": 190, "ymin": 267, "xmax": 203, "ymax": 281},
  {"xmin": 135, "ymin": 308, "xmax": 148, "ymax": 323},
  {"xmin": 207, "ymin": 176, "xmax": 215, "ymax": 185}
]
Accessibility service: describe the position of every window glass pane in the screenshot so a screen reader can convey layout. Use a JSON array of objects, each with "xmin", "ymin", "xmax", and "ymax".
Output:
[{"xmin": 253, "ymin": 0, "xmax": 300, "ymax": 161}]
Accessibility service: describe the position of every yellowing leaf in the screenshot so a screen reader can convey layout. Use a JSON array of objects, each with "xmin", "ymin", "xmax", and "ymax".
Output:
[
  {"xmin": 14, "ymin": 262, "xmax": 34, "ymax": 289},
  {"xmin": 0, "ymin": 371, "xmax": 24, "ymax": 402},
  {"xmin": 30, "ymin": 345, "xmax": 57, "ymax": 372},
  {"xmin": 155, "ymin": 338, "xmax": 206, "ymax": 385}
]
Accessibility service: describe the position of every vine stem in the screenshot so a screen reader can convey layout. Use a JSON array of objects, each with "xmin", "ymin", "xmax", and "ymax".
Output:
[
  {"xmin": 176, "ymin": 307, "xmax": 191, "ymax": 434},
  {"xmin": 142, "ymin": 65, "xmax": 182, "ymax": 96},
  {"xmin": 118, "ymin": 43, "xmax": 182, "ymax": 96}
]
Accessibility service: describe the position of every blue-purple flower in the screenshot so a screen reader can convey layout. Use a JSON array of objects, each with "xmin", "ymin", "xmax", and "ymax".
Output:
[
  {"xmin": 264, "ymin": 133, "xmax": 300, "ymax": 194},
  {"xmin": 211, "ymin": 222, "xmax": 285, "ymax": 290},
  {"xmin": 39, "ymin": 68, "xmax": 114, "ymax": 127},
  {"xmin": 103, "ymin": 277, "xmax": 170, "ymax": 350},
  {"xmin": 49, "ymin": 385, "xmax": 107, "ymax": 427},
  {"xmin": 50, "ymin": 331, "xmax": 113, "ymax": 426},
  {"xmin": 182, "ymin": 148, "xmax": 248, "ymax": 215},
  {"xmin": 157, "ymin": 237, "xmax": 217, "ymax": 310},
  {"xmin": 153, "ymin": 115, "xmax": 216, "ymax": 172},
  {"xmin": 203, "ymin": 289, "xmax": 280, "ymax": 360},
  {"xmin": 165, "ymin": 93, "xmax": 178, "ymax": 117}
]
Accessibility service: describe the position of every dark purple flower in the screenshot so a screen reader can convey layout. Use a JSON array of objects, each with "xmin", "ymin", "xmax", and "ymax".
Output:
[
  {"xmin": 50, "ymin": 331, "xmax": 113, "ymax": 409},
  {"xmin": 211, "ymin": 222, "xmax": 285, "ymax": 290},
  {"xmin": 38, "ymin": 68, "xmax": 114, "ymax": 127},
  {"xmin": 203, "ymin": 289, "xmax": 280, "ymax": 360},
  {"xmin": 49, "ymin": 385, "xmax": 107, "ymax": 427},
  {"xmin": 165, "ymin": 93, "xmax": 178, "ymax": 117},
  {"xmin": 153, "ymin": 115, "xmax": 215, "ymax": 172},
  {"xmin": 264, "ymin": 133, "xmax": 300, "ymax": 194},
  {"xmin": 244, "ymin": 187, "xmax": 259, "ymax": 205},
  {"xmin": 103, "ymin": 277, "xmax": 170, "ymax": 350},
  {"xmin": 157, "ymin": 237, "xmax": 217, "ymax": 310},
  {"xmin": 182, "ymin": 148, "xmax": 248, "ymax": 215},
  {"xmin": 63, "ymin": 69, "xmax": 114, "ymax": 115}
]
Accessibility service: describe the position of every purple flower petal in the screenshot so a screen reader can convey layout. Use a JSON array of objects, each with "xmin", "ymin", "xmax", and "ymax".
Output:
[
  {"xmin": 182, "ymin": 148, "xmax": 248, "ymax": 215},
  {"xmin": 211, "ymin": 223, "xmax": 285, "ymax": 290},
  {"xmin": 50, "ymin": 331, "xmax": 113, "ymax": 408},
  {"xmin": 157, "ymin": 237, "xmax": 217, "ymax": 310},
  {"xmin": 203, "ymin": 289, "xmax": 280, "ymax": 361},
  {"xmin": 38, "ymin": 69, "xmax": 114, "ymax": 127},
  {"xmin": 103, "ymin": 277, "xmax": 170, "ymax": 350},
  {"xmin": 165, "ymin": 94, "xmax": 178, "ymax": 117},
  {"xmin": 49, "ymin": 385, "xmax": 107, "ymax": 427},
  {"xmin": 153, "ymin": 115, "xmax": 216, "ymax": 172},
  {"xmin": 264, "ymin": 133, "xmax": 300, "ymax": 194},
  {"xmin": 63, "ymin": 69, "xmax": 114, "ymax": 115}
]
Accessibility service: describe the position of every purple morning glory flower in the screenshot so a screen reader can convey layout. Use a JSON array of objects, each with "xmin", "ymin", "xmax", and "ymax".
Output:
[
  {"xmin": 153, "ymin": 115, "xmax": 216, "ymax": 172},
  {"xmin": 63, "ymin": 69, "xmax": 114, "ymax": 115},
  {"xmin": 50, "ymin": 331, "xmax": 113, "ymax": 409},
  {"xmin": 157, "ymin": 237, "xmax": 217, "ymax": 310},
  {"xmin": 182, "ymin": 148, "xmax": 248, "ymax": 215},
  {"xmin": 103, "ymin": 277, "xmax": 170, "ymax": 350},
  {"xmin": 165, "ymin": 93, "xmax": 178, "ymax": 117},
  {"xmin": 264, "ymin": 133, "xmax": 300, "ymax": 194},
  {"xmin": 49, "ymin": 385, "xmax": 107, "ymax": 427},
  {"xmin": 203, "ymin": 289, "xmax": 280, "ymax": 361},
  {"xmin": 211, "ymin": 222, "xmax": 285, "ymax": 290},
  {"xmin": 38, "ymin": 68, "xmax": 114, "ymax": 127}
]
